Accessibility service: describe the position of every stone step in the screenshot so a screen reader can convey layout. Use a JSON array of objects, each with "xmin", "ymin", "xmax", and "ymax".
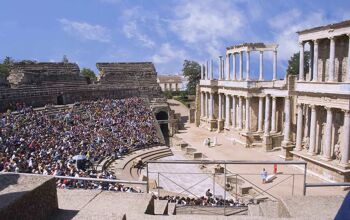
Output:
[{"xmin": 154, "ymin": 200, "xmax": 169, "ymax": 215}]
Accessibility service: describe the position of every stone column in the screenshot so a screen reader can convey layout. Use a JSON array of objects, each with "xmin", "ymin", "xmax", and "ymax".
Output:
[
  {"xmin": 209, "ymin": 93, "xmax": 214, "ymax": 120},
  {"xmin": 218, "ymin": 56, "xmax": 223, "ymax": 80},
  {"xmin": 239, "ymin": 51, "xmax": 243, "ymax": 81},
  {"xmin": 271, "ymin": 97, "xmax": 277, "ymax": 133},
  {"xmin": 283, "ymin": 96, "xmax": 291, "ymax": 142},
  {"xmin": 245, "ymin": 97, "xmax": 251, "ymax": 131},
  {"xmin": 273, "ymin": 50, "xmax": 277, "ymax": 80},
  {"xmin": 309, "ymin": 42, "xmax": 314, "ymax": 81},
  {"xmin": 210, "ymin": 60, "xmax": 214, "ymax": 80},
  {"xmin": 312, "ymin": 40, "xmax": 319, "ymax": 82},
  {"xmin": 232, "ymin": 96, "xmax": 236, "ymax": 128},
  {"xmin": 201, "ymin": 64, "xmax": 204, "ymax": 79},
  {"xmin": 238, "ymin": 96, "xmax": 243, "ymax": 130},
  {"xmin": 225, "ymin": 95, "xmax": 231, "ymax": 128},
  {"xmin": 304, "ymin": 106, "xmax": 310, "ymax": 142},
  {"xmin": 328, "ymin": 37, "xmax": 335, "ymax": 82},
  {"xmin": 246, "ymin": 51, "xmax": 250, "ymax": 81},
  {"xmin": 206, "ymin": 92, "xmax": 209, "ymax": 118},
  {"xmin": 206, "ymin": 61, "xmax": 209, "ymax": 80},
  {"xmin": 347, "ymin": 34, "xmax": 350, "ymax": 82},
  {"xmin": 259, "ymin": 51, "xmax": 264, "ymax": 81},
  {"xmin": 221, "ymin": 58, "xmax": 225, "ymax": 80},
  {"xmin": 226, "ymin": 54, "xmax": 230, "ymax": 80},
  {"xmin": 218, "ymin": 93, "xmax": 222, "ymax": 120},
  {"xmin": 232, "ymin": 53, "xmax": 236, "ymax": 80},
  {"xmin": 264, "ymin": 95, "xmax": 271, "ymax": 135},
  {"xmin": 299, "ymin": 42, "xmax": 305, "ymax": 81},
  {"xmin": 295, "ymin": 104, "xmax": 303, "ymax": 151},
  {"xmin": 308, "ymin": 105, "xmax": 317, "ymax": 155},
  {"xmin": 258, "ymin": 97, "xmax": 264, "ymax": 132},
  {"xmin": 341, "ymin": 110, "xmax": 350, "ymax": 166},
  {"xmin": 201, "ymin": 92, "xmax": 205, "ymax": 117},
  {"xmin": 323, "ymin": 107, "xmax": 333, "ymax": 160}
]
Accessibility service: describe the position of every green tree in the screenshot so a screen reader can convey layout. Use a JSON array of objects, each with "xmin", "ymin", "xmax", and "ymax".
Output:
[
  {"xmin": 182, "ymin": 60, "xmax": 201, "ymax": 95},
  {"xmin": 286, "ymin": 51, "xmax": 310, "ymax": 76},
  {"xmin": 81, "ymin": 68, "xmax": 97, "ymax": 84},
  {"xmin": 0, "ymin": 56, "xmax": 14, "ymax": 77}
]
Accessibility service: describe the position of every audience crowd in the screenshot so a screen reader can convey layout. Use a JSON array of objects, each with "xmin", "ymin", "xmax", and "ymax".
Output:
[
  {"xmin": 155, "ymin": 195, "xmax": 248, "ymax": 207},
  {"xmin": 0, "ymin": 98, "xmax": 161, "ymax": 191}
]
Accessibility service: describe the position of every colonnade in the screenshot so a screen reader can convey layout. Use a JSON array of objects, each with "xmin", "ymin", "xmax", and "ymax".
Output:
[
  {"xmin": 295, "ymin": 104, "xmax": 350, "ymax": 166},
  {"xmin": 299, "ymin": 34, "xmax": 350, "ymax": 82},
  {"xmin": 200, "ymin": 49, "xmax": 278, "ymax": 81},
  {"xmin": 200, "ymin": 92, "xmax": 291, "ymax": 143}
]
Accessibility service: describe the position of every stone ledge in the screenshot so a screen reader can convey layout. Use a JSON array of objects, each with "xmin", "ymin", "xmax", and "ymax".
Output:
[{"xmin": 291, "ymin": 150, "xmax": 350, "ymax": 173}]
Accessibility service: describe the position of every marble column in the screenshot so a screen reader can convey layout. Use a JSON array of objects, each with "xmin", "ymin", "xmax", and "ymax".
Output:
[
  {"xmin": 221, "ymin": 58, "xmax": 225, "ymax": 80},
  {"xmin": 226, "ymin": 54, "xmax": 230, "ymax": 80},
  {"xmin": 283, "ymin": 96, "xmax": 291, "ymax": 142},
  {"xmin": 299, "ymin": 42, "xmax": 305, "ymax": 81},
  {"xmin": 201, "ymin": 64, "xmax": 204, "ymax": 79},
  {"xmin": 259, "ymin": 51, "xmax": 264, "ymax": 81},
  {"xmin": 273, "ymin": 50, "xmax": 277, "ymax": 80},
  {"xmin": 341, "ymin": 110, "xmax": 350, "ymax": 166},
  {"xmin": 205, "ymin": 92, "xmax": 209, "ymax": 118},
  {"xmin": 323, "ymin": 107, "xmax": 333, "ymax": 160},
  {"xmin": 295, "ymin": 104, "xmax": 303, "ymax": 150},
  {"xmin": 225, "ymin": 95, "xmax": 231, "ymax": 128},
  {"xmin": 258, "ymin": 97, "xmax": 264, "ymax": 132},
  {"xmin": 328, "ymin": 37, "xmax": 335, "ymax": 82},
  {"xmin": 304, "ymin": 106, "xmax": 310, "ymax": 142},
  {"xmin": 206, "ymin": 61, "xmax": 209, "ymax": 80},
  {"xmin": 209, "ymin": 93, "xmax": 214, "ymax": 120},
  {"xmin": 312, "ymin": 40, "xmax": 319, "ymax": 82},
  {"xmin": 239, "ymin": 51, "xmax": 243, "ymax": 81},
  {"xmin": 308, "ymin": 105, "xmax": 317, "ymax": 155},
  {"xmin": 218, "ymin": 56, "xmax": 223, "ymax": 80},
  {"xmin": 264, "ymin": 95, "xmax": 271, "ymax": 135},
  {"xmin": 271, "ymin": 97, "xmax": 277, "ymax": 133},
  {"xmin": 218, "ymin": 93, "xmax": 222, "ymax": 120},
  {"xmin": 245, "ymin": 97, "xmax": 251, "ymax": 131},
  {"xmin": 210, "ymin": 60, "xmax": 214, "ymax": 80},
  {"xmin": 347, "ymin": 34, "xmax": 350, "ymax": 82},
  {"xmin": 246, "ymin": 51, "xmax": 251, "ymax": 81},
  {"xmin": 238, "ymin": 96, "xmax": 243, "ymax": 130},
  {"xmin": 232, "ymin": 53, "xmax": 236, "ymax": 80},
  {"xmin": 201, "ymin": 92, "xmax": 205, "ymax": 117},
  {"xmin": 309, "ymin": 42, "xmax": 314, "ymax": 81},
  {"xmin": 231, "ymin": 96, "xmax": 236, "ymax": 128}
]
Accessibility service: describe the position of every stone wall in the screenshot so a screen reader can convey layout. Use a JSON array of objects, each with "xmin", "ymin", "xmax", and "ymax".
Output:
[
  {"xmin": 0, "ymin": 74, "xmax": 9, "ymax": 87},
  {"xmin": 0, "ymin": 174, "xmax": 58, "ymax": 220},
  {"xmin": 0, "ymin": 62, "xmax": 164, "ymax": 112}
]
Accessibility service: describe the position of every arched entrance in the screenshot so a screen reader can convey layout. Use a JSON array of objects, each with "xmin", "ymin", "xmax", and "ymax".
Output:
[
  {"xmin": 156, "ymin": 111, "xmax": 169, "ymax": 145},
  {"xmin": 57, "ymin": 95, "xmax": 64, "ymax": 105}
]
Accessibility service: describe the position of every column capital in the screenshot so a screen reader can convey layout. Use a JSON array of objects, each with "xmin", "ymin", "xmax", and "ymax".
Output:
[
  {"xmin": 343, "ymin": 109, "xmax": 350, "ymax": 115},
  {"xmin": 298, "ymin": 41, "xmax": 305, "ymax": 46},
  {"xmin": 313, "ymin": 39, "xmax": 319, "ymax": 45},
  {"xmin": 272, "ymin": 96, "xmax": 277, "ymax": 100},
  {"xmin": 328, "ymin": 36, "xmax": 335, "ymax": 40},
  {"xmin": 310, "ymin": 104, "xmax": 316, "ymax": 110},
  {"xmin": 325, "ymin": 107, "xmax": 333, "ymax": 111},
  {"xmin": 259, "ymin": 50, "xmax": 263, "ymax": 54}
]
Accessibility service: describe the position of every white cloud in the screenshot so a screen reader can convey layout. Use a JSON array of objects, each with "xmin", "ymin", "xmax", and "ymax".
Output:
[
  {"xmin": 268, "ymin": 9, "xmax": 328, "ymax": 61},
  {"xmin": 58, "ymin": 18, "xmax": 111, "ymax": 43},
  {"xmin": 170, "ymin": 0, "xmax": 245, "ymax": 57},
  {"xmin": 123, "ymin": 21, "xmax": 155, "ymax": 48},
  {"xmin": 152, "ymin": 43, "xmax": 187, "ymax": 64}
]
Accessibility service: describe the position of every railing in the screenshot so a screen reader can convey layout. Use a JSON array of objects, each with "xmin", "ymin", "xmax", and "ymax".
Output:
[{"xmin": 146, "ymin": 160, "xmax": 307, "ymax": 216}]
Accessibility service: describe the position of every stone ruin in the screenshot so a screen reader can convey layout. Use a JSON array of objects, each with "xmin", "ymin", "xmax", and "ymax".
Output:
[{"xmin": 0, "ymin": 61, "xmax": 165, "ymax": 111}]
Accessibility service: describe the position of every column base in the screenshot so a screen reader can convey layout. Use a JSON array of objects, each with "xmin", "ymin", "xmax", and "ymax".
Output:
[
  {"xmin": 320, "ymin": 156, "xmax": 332, "ymax": 162},
  {"xmin": 263, "ymin": 134, "xmax": 272, "ymax": 151},
  {"xmin": 338, "ymin": 163, "xmax": 350, "ymax": 169},
  {"xmin": 281, "ymin": 140, "xmax": 293, "ymax": 160},
  {"xmin": 307, "ymin": 151, "xmax": 317, "ymax": 156},
  {"xmin": 217, "ymin": 119, "xmax": 224, "ymax": 132}
]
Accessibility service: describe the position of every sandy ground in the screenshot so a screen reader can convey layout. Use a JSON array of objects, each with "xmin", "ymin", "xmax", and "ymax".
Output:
[{"xmin": 166, "ymin": 99, "xmax": 347, "ymax": 198}]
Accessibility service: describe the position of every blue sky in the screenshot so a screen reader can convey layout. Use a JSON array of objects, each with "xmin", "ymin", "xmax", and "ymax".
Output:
[{"xmin": 0, "ymin": 0, "xmax": 349, "ymax": 80}]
